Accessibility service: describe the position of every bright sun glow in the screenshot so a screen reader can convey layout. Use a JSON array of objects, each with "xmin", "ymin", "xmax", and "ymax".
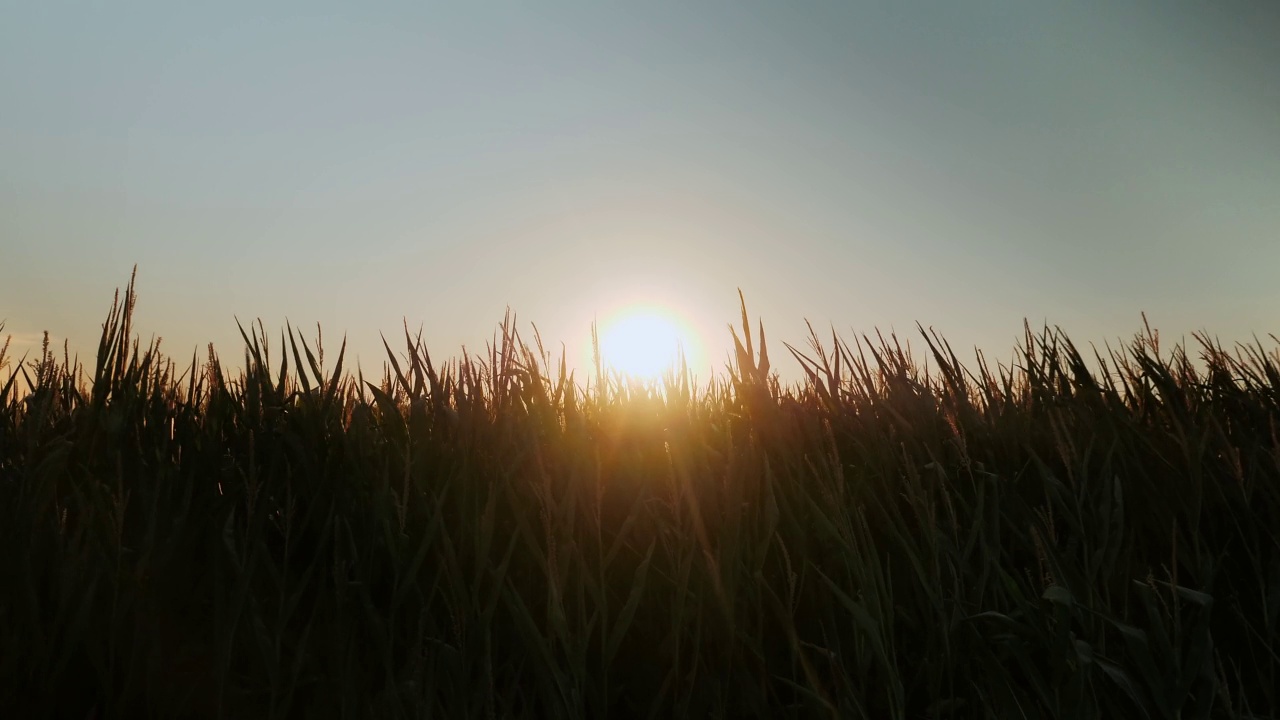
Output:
[{"xmin": 598, "ymin": 307, "xmax": 694, "ymax": 380}]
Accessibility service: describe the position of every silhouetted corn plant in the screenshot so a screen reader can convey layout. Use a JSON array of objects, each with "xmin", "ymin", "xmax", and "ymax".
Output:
[{"xmin": 0, "ymin": 274, "xmax": 1276, "ymax": 719}]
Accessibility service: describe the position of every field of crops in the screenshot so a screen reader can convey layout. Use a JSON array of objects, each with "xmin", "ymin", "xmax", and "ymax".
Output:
[{"xmin": 2, "ymin": 274, "xmax": 1277, "ymax": 718}]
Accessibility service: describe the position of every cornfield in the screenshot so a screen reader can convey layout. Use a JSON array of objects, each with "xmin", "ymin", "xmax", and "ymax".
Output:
[{"xmin": 1, "ymin": 272, "xmax": 1277, "ymax": 719}]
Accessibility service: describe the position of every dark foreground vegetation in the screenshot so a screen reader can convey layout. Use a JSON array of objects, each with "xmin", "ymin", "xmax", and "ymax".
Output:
[{"xmin": 1, "ymin": 275, "xmax": 1277, "ymax": 719}]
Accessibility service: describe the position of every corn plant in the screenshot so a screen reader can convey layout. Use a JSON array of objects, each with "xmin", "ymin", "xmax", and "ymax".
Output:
[{"xmin": 1, "ymin": 272, "xmax": 1276, "ymax": 719}]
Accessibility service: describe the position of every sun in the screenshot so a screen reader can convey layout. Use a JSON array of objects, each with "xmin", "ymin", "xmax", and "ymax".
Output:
[{"xmin": 597, "ymin": 307, "xmax": 694, "ymax": 381}]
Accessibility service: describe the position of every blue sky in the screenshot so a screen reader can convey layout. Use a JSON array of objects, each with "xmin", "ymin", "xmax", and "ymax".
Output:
[{"xmin": 2, "ymin": 2, "xmax": 1277, "ymax": 382}]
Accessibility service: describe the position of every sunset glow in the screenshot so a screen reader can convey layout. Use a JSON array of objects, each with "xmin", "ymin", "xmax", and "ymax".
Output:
[{"xmin": 597, "ymin": 307, "xmax": 700, "ymax": 381}]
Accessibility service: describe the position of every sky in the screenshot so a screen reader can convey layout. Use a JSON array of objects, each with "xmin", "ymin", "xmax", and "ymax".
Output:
[{"xmin": 2, "ymin": 1, "xmax": 1277, "ymax": 385}]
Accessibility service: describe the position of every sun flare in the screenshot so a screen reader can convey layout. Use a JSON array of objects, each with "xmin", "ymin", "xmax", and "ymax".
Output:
[{"xmin": 597, "ymin": 307, "xmax": 696, "ymax": 381}]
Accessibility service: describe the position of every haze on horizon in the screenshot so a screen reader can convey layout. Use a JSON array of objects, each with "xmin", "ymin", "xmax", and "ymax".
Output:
[{"xmin": 2, "ymin": 2, "xmax": 1277, "ymax": 384}]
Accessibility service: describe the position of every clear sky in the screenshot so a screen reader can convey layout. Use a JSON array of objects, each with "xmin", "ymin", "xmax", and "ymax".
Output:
[{"xmin": 3, "ymin": 1, "xmax": 1277, "ymax": 384}]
